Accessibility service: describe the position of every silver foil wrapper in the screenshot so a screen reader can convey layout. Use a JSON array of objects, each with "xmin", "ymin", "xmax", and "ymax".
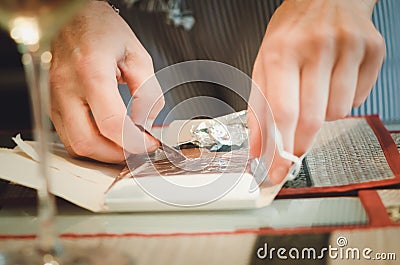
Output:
[
  {"xmin": 189, "ymin": 110, "xmax": 249, "ymax": 151},
  {"xmin": 119, "ymin": 111, "xmax": 250, "ymax": 179}
]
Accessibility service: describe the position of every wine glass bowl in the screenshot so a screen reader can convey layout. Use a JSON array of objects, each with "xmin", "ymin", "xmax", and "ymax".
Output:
[{"xmin": 0, "ymin": 0, "xmax": 85, "ymax": 51}]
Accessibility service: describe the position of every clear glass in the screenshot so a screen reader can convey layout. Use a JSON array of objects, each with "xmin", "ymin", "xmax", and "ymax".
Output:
[{"xmin": 0, "ymin": 1, "xmax": 132, "ymax": 264}]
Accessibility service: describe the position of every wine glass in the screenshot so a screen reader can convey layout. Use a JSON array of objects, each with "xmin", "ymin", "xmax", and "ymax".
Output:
[{"xmin": 0, "ymin": 1, "xmax": 131, "ymax": 264}]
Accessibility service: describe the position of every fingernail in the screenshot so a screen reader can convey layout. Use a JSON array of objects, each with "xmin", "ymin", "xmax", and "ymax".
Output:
[{"xmin": 269, "ymin": 166, "xmax": 288, "ymax": 184}]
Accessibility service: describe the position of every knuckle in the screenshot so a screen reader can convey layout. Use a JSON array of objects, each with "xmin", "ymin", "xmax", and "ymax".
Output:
[
  {"xmin": 98, "ymin": 114, "xmax": 123, "ymax": 140},
  {"xmin": 367, "ymin": 33, "xmax": 386, "ymax": 55},
  {"xmin": 136, "ymin": 88, "xmax": 165, "ymax": 108},
  {"xmin": 298, "ymin": 113, "xmax": 324, "ymax": 134},
  {"xmin": 263, "ymin": 36, "xmax": 295, "ymax": 63},
  {"xmin": 142, "ymin": 52, "xmax": 154, "ymax": 66},
  {"xmin": 263, "ymin": 50, "xmax": 283, "ymax": 67},
  {"xmin": 75, "ymin": 55, "xmax": 101, "ymax": 80},
  {"xmin": 75, "ymin": 52, "xmax": 109, "ymax": 77},
  {"xmin": 263, "ymin": 32, "xmax": 285, "ymax": 48},
  {"xmin": 74, "ymin": 52, "xmax": 94, "ymax": 69},
  {"xmin": 272, "ymin": 103, "xmax": 298, "ymax": 127},
  {"xmin": 70, "ymin": 138, "xmax": 95, "ymax": 157},
  {"xmin": 311, "ymin": 31, "xmax": 335, "ymax": 53},
  {"xmin": 128, "ymin": 48, "xmax": 154, "ymax": 69},
  {"xmin": 337, "ymin": 28, "xmax": 363, "ymax": 52},
  {"xmin": 279, "ymin": 36, "xmax": 296, "ymax": 50}
]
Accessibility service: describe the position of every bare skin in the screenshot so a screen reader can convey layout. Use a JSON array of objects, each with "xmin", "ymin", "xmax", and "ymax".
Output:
[
  {"xmin": 248, "ymin": 0, "xmax": 384, "ymax": 183},
  {"xmin": 51, "ymin": 0, "xmax": 385, "ymax": 186},
  {"xmin": 50, "ymin": 1, "xmax": 164, "ymax": 163}
]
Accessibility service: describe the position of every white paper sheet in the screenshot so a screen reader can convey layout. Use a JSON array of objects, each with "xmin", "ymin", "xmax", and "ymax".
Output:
[{"xmin": 0, "ymin": 131, "xmax": 282, "ymax": 212}]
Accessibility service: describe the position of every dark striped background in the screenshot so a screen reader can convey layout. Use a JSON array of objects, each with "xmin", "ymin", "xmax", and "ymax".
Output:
[{"xmin": 119, "ymin": 0, "xmax": 399, "ymax": 124}]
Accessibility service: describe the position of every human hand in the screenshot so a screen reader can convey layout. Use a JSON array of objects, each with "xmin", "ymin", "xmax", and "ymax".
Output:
[
  {"xmin": 248, "ymin": 0, "xmax": 385, "ymax": 184},
  {"xmin": 50, "ymin": 1, "xmax": 164, "ymax": 163}
]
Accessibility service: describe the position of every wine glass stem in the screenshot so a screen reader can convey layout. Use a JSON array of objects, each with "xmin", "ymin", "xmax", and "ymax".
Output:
[{"xmin": 22, "ymin": 49, "xmax": 57, "ymax": 253}]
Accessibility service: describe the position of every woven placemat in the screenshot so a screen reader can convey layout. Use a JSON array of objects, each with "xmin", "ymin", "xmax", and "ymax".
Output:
[
  {"xmin": 285, "ymin": 119, "xmax": 396, "ymax": 188},
  {"xmin": 377, "ymin": 189, "xmax": 400, "ymax": 223},
  {"xmin": 391, "ymin": 132, "xmax": 400, "ymax": 153}
]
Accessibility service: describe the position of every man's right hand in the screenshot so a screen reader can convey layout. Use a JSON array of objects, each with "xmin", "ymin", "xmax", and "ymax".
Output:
[{"xmin": 50, "ymin": 1, "xmax": 164, "ymax": 163}]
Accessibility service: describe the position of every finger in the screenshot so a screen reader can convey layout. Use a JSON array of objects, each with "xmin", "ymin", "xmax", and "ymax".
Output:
[
  {"xmin": 268, "ymin": 149, "xmax": 293, "ymax": 184},
  {"xmin": 249, "ymin": 57, "xmax": 279, "ymax": 180},
  {"xmin": 121, "ymin": 52, "xmax": 165, "ymax": 129},
  {"xmin": 326, "ymin": 51, "xmax": 363, "ymax": 121},
  {"xmin": 262, "ymin": 56, "xmax": 301, "ymax": 184},
  {"xmin": 248, "ymin": 60, "xmax": 268, "ymax": 159},
  {"xmin": 247, "ymin": 106, "xmax": 263, "ymax": 158},
  {"xmin": 52, "ymin": 96, "xmax": 125, "ymax": 163},
  {"xmin": 130, "ymin": 77, "xmax": 165, "ymax": 130},
  {"xmin": 354, "ymin": 34, "xmax": 385, "ymax": 107},
  {"xmin": 294, "ymin": 59, "xmax": 332, "ymax": 156},
  {"xmin": 81, "ymin": 56, "xmax": 159, "ymax": 154}
]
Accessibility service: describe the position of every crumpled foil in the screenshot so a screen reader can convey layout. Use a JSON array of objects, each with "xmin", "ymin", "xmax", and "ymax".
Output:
[
  {"xmin": 189, "ymin": 110, "xmax": 249, "ymax": 151},
  {"xmin": 120, "ymin": 111, "xmax": 250, "ymax": 179},
  {"xmin": 118, "ymin": 110, "xmax": 303, "ymax": 185}
]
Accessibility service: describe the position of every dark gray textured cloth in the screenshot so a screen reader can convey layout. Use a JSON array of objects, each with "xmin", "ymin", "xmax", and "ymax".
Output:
[{"xmin": 117, "ymin": 0, "xmax": 400, "ymax": 124}]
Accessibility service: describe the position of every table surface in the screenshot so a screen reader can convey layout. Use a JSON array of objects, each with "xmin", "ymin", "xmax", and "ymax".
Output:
[{"xmin": 0, "ymin": 124, "xmax": 399, "ymax": 265}]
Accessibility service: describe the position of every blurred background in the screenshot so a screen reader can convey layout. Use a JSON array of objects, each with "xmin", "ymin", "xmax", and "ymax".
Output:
[{"xmin": 0, "ymin": 30, "xmax": 31, "ymax": 132}]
